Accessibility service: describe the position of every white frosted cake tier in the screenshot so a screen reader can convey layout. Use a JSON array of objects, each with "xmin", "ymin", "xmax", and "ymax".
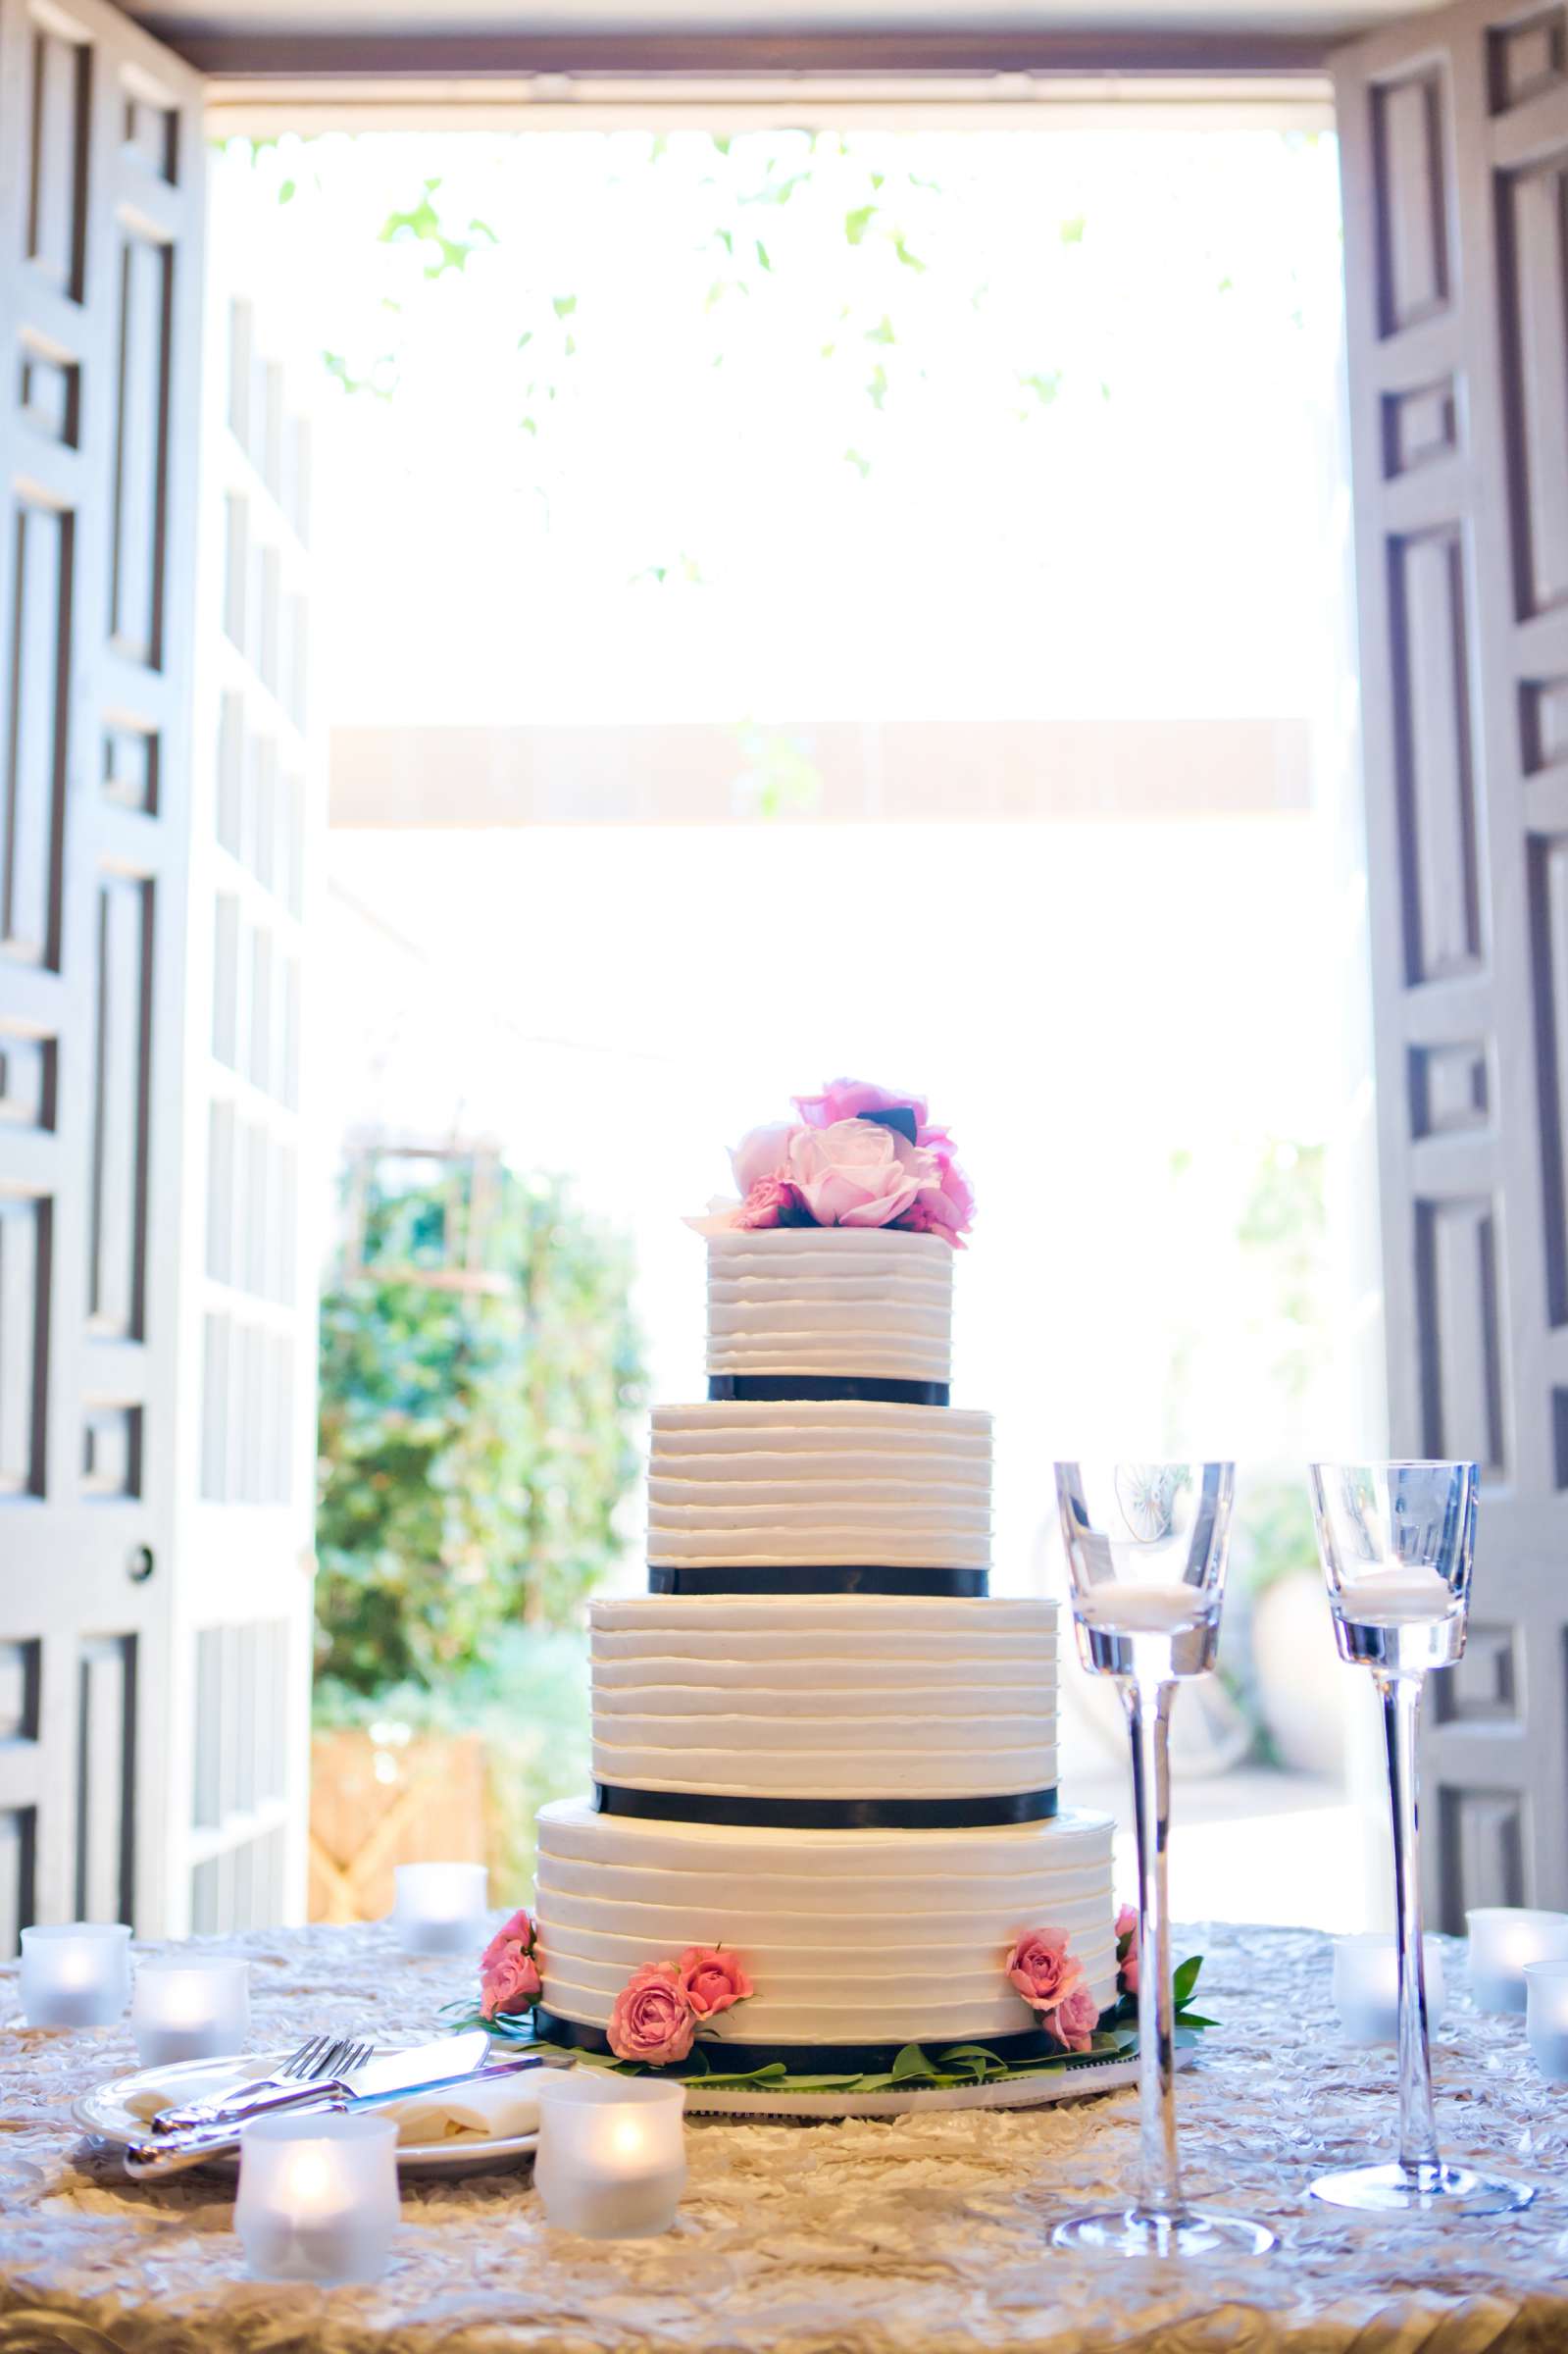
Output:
[
  {"xmin": 535, "ymin": 1800, "xmax": 1117, "ymax": 2048},
  {"xmin": 706, "ymin": 1228, "xmax": 954, "ymax": 1387},
  {"xmin": 590, "ymin": 1595, "xmax": 1056, "ymax": 1800},
  {"xmin": 649, "ymin": 1400, "xmax": 991, "ymax": 1569}
]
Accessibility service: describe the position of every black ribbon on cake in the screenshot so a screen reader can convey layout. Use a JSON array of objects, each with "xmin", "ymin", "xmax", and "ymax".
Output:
[
  {"xmin": 531, "ymin": 2007, "xmax": 1070, "ymax": 2077},
  {"xmin": 707, "ymin": 1374, "xmax": 950, "ymax": 1406},
  {"xmin": 592, "ymin": 1782, "xmax": 1057, "ymax": 1830},
  {"xmin": 647, "ymin": 1562, "xmax": 987, "ymax": 1598}
]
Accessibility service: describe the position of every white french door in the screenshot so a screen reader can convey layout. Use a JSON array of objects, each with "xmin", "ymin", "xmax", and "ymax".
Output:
[
  {"xmin": 0, "ymin": 0, "xmax": 321, "ymax": 1947},
  {"xmin": 1335, "ymin": 0, "xmax": 1568, "ymax": 1920}
]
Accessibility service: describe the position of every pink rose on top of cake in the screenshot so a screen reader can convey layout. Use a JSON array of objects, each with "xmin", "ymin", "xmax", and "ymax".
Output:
[
  {"xmin": 607, "ymin": 1963, "xmax": 697, "ymax": 2065},
  {"xmin": 785, "ymin": 1119, "xmax": 935, "ymax": 1230},
  {"xmin": 793, "ymin": 1078, "xmax": 930, "ymax": 1132},
  {"xmin": 479, "ymin": 1908, "xmax": 541, "ymax": 2021},
  {"xmin": 732, "ymin": 1121, "xmax": 800, "ymax": 1197},
  {"xmin": 686, "ymin": 1079, "xmax": 976, "ymax": 1245},
  {"xmin": 1048, "ymin": 1982, "xmax": 1100, "ymax": 2054},
  {"xmin": 678, "ymin": 1946, "xmax": 754, "ymax": 2020},
  {"xmin": 734, "ymin": 1175, "xmax": 807, "ymax": 1230},
  {"xmin": 1004, "ymin": 1927, "xmax": 1085, "ymax": 2015}
]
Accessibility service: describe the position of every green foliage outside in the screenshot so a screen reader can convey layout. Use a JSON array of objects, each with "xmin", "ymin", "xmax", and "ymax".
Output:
[
  {"xmin": 314, "ymin": 1161, "xmax": 645, "ymax": 1693},
  {"xmin": 312, "ymin": 1160, "xmax": 644, "ymax": 1890}
]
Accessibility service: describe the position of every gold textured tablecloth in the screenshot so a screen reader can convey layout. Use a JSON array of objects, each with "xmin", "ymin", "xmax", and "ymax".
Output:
[{"xmin": 3, "ymin": 1920, "xmax": 1567, "ymax": 2354}]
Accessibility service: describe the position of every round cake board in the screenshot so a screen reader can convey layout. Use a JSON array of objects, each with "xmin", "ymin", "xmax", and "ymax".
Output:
[{"xmin": 683, "ymin": 2049, "xmax": 1193, "ymax": 2122}]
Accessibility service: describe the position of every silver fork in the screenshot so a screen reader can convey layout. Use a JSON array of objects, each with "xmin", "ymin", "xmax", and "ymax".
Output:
[{"xmin": 151, "ymin": 2033, "xmax": 376, "ymax": 2134}]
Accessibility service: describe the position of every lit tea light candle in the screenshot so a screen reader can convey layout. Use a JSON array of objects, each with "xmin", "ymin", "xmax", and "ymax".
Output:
[
  {"xmin": 1526, "ymin": 1961, "xmax": 1568, "ymax": 2083},
  {"xmin": 131, "ymin": 1956, "xmax": 250, "ymax": 2068},
  {"xmin": 1467, "ymin": 1909, "xmax": 1568, "ymax": 2013},
  {"xmin": 392, "ymin": 1861, "xmax": 489, "ymax": 1956},
  {"xmin": 236, "ymin": 2112, "xmax": 401, "ymax": 2284},
  {"xmin": 1332, "ymin": 1933, "xmax": 1447, "ymax": 2045},
  {"xmin": 534, "ymin": 2072, "xmax": 686, "ymax": 2238},
  {"xmin": 20, "ymin": 1923, "xmax": 132, "ymax": 2028}
]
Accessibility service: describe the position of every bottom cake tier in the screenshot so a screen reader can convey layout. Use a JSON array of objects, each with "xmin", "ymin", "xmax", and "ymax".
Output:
[{"xmin": 534, "ymin": 1797, "xmax": 1117, "ymax": 2061}]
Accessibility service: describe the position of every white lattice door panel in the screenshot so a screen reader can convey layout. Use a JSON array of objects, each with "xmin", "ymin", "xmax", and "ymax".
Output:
[
  {"xmin": 170, "ymin": 170, "xmax": 322, "ymax": 1939},
  {"xmin": 0, "ymin": 0, "xmax": 204, "ymax": 1947},
  {"xmin": 1336, "ymin": 0, "xmax": 1568, "ymax": 1923}
]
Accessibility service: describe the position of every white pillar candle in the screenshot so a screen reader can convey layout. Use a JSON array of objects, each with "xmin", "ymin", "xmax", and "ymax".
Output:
[
  {"xmin": 236, "ymin": 2112, "xmax": 401, "ymax": 2284},
  {"xmin": 1335, "ymin": 1566, "xmax": 1455, "ymax": 1623},
  {"xmin": 391, "ymin": 1861, "xmax": 488, "ymax": 1956},
  {"xmin": 20, "ymin": 1923, "xmax": 132, "ymax": 2028},
  {"xmin": 1466, "ymin": 1908, "xmax": 1568, "ymax": 2012},
  {"xmin": 1075, "ymin": 1583, "xmax": 1204, "ymax": 1633},
  {"xmin": 131, "ymin": 1957, "xmax": 250, "ymax": 2068},
  {"xmin": 1332, "ymin": 1933, "xmax": 1447, "ymax": 2045},
  {"xmin": 534, "ymin": 2072, "xmax": 686, "ymax": 2239},
  {"xmin": 1525, "ymin": 1960, "xmax": 1568, "ymax": 2083}
]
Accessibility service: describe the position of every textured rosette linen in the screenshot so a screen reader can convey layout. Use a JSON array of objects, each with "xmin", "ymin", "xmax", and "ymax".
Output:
[{"xmin": 3, "ymin": 1919, "xmax": 1567, "ymax": 2354}]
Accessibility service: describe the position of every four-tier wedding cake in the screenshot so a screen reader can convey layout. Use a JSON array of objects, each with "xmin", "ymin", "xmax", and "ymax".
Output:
[{"xmin": 533, "ymin": 1082, "xmax": 1117, "ymax": 2073}]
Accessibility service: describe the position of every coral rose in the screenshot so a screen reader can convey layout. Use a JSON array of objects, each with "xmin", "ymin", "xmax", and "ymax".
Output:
[
  {"xmin": 735, "ymin": 1175, "xmax": 806, "ymax": 1230},
  {"xmin": 1005, "ymin": 1927, "xmax": 1085, "ymax": 2015},
  {"xmin": 678, "ymin": 1946, "xmax": 753, "ymax": 2021},
  {"xmin": 1048, "ymin": 1982, "xmax": 1101, "ymax": 2054},
  {"xmin": 479, "ymin": 1908, "xmax": 541, "ymax": 2021},
  {"xmin": 785, "ymin": 1120, "xmax": 936, "ymax": 1230},
  {"xmin": 607, "ymin": 1963, "xmax": 696, "ymax": 2066}
]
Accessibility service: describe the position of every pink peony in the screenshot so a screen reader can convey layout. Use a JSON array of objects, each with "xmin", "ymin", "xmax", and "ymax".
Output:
[
  {"xmin": 793, "ymin": 1078, "xmax": 930, "ymax": 1133},
  {"xmin": 1005, "ymin": 1927, "xmax": 1086, "ymax": 2015},
  {"xmin": 607, "ymin": 1962, "xmax": 696, "ymax": 2066},
  {"xmin": 479, "ymin": 1908, "xmax": 541, "ymax": 2021},
  {"xmin": 1047, "ymin": 1982, "xmax": 1101, "ymax": 2054},
  {"xmin": 1115, "ymin": 1904, "xmax": 1139, "ymax": 1996},
  {"xmin": 678, "ymin": 1946, "xmax": 754, "ymax": 2021},
  {"xmin": 735, "ymin": 1175, "xmax": 807, "ymax": 1230},
  {"xmin": 785, "ymin": 1120, "xmax": 936, "ymax": 1230},
  {"xmin": 731, "ymin": 1121, "xmax": 798, "ymax": 1197}
]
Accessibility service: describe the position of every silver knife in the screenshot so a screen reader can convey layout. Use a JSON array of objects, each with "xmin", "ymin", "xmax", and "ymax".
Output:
[
  {"xmin": 153, "ymin": 2030, "xmax": 490, "ymax": 2135},
  {"xmin": 126, "ymin": 2040, "xmax": 549, "ymax": 2178}
]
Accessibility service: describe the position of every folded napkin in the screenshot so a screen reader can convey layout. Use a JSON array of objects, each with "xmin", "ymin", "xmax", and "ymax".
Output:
[{"xmin": 385, "ymin": 2071, "xmax": 541, "ymax": 2145}]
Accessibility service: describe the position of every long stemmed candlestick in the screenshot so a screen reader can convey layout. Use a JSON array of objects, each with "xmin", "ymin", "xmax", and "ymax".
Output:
[
  {"xmin": 1308, "ymin": 1459, "xmax": 1533, "ymax": 2216},
  {"xmin": 1051, "ymin": 1459, "xmax": 1274, "ymax": 2259}
]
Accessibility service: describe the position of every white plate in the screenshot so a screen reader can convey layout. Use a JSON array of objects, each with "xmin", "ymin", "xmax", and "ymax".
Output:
[
  {"xmin": 73, "ymin": 2051, "xmax": 539, "ymax": 2178},
  {"xmin": 683, "ymin": 2049, "xmax": 1193, "ymax": 2121}
]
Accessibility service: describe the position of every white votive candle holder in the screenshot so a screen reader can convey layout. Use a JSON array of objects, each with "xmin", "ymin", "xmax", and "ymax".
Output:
[
  {"xmin": 1526, "ymin": 1960, "xmax": 1568, "ymax": 2082},
  {"xmin": 20, "ymin": 1923, "xmax": 132, "ymax": 2027},
  {"xmin": 236, "ymin": 2111, "xmax": 401, "ymax": 2284},
  {"xmin": 1332, "ymin": 1933, "xmax": 1447, "ymax": 2045},
  {"xmin": 534, "ymin": 2071, "xmax": 686, "ymax": 2238},
  {"xmin": 391, "ymin": 1861, "xmax": 488, "ymax": 1957},
  {"xmin": 131, "ymin": 1956, "xmax": 250, "ymax": 2068},
  {"xmin": 1466, "ymin": 1908, "xmax": 1568, "ymax": 2013}
]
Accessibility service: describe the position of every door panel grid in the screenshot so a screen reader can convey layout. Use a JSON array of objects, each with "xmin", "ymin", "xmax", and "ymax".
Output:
[
  {"xmin": 1337, "ymin": 0, "xmax": 1568, "ymax": 1923},
  {"xmin": 0, "ymin": 0, "xmax": 321, "ymax": 1948}
]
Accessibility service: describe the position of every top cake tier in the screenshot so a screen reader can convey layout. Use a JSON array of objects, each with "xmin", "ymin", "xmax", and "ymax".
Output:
[{"xmin": 705, "ymin": 1228, "xmax": 955, "ymax": 1400}]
